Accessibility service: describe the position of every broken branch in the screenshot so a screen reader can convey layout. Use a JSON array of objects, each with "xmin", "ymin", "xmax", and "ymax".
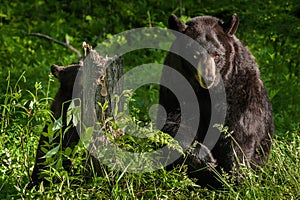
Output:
[{"xmin": 29, "ymin": 32, "xmax": 82, "ymax": 58}]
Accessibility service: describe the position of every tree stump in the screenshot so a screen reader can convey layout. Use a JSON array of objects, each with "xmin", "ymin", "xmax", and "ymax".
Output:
[{"xmin": 79, "ymin": 46, "xmax": 123, "ymax": 127}]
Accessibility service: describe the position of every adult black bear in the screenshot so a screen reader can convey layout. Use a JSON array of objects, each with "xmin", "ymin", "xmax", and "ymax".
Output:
[
  {"xmin": 30, "ymin": 64, "xmax": 81, "ymax": 186},
  {"xmin": 158, "ymin": 14, "xmax": 274, "ymax": 187}
]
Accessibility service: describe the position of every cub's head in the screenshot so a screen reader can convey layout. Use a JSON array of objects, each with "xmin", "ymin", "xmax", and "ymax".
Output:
[
  {"xmin": 168, "ymin": 14, "xmax": 239, "ymax": 89},
  {"xmin": 51, "ymin": 64, "xmax": 81, "ymax": 91}
]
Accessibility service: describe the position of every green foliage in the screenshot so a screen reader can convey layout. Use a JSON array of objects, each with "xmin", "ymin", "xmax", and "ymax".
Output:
[{"xmin": 0, "ymin": 0, "xmax": 300, "ymax": 199}]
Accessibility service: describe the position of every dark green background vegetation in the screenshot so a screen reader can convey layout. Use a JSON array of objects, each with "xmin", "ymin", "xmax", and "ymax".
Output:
[{"xmin": 0, "ymin": 0, "xmax": 299, "ymax": 199}]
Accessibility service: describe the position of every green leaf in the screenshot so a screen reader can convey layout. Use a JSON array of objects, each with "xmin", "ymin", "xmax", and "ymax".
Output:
[
  {"xmin": 55, "ymin": 157, "xmax": 63, "ymax": 170},
  {"xmin": 67, "ymin": 99, "xmax": 81, "ymax": 126},
  {"xmin": 85, "ymin": 15, "xmax": 92, "ymax": 21},
  {"xmin": 64, "ymin": 147, "xmax": 73, "ymax": 157},
  {"xmin": 67, "ymin": 100, "xmax": 74, "ymax": 125},
  {"xmin": 52, "ymin": 118, "xmax": 62, "ymax": 131},
  {"xmin": 42, "ymin": 145, "xmax": 60, "ymax": 159},
  {"xmin": 34, "ymin": 82, "xmax": 42, "ymax": 90},
  {"xmin": 97, "ymin": 101, "xmax": 108, "ymax": 112},
  {"xmin": 81, "ymin": 126, "xmax": 94, "ymax": 145},
  {"xmin": 72, "ymin": 105, "xmax": 81, "ymax": 127}
]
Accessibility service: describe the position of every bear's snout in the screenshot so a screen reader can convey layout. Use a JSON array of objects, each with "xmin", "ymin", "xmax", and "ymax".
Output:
[{"xmin": 197, "ymin": 56, "xmax": 216, "ymax": 89}]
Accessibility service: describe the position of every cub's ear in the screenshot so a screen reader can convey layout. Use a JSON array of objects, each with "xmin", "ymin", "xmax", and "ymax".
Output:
[
  {"xmin": 223, "ymin": 13, "xmax": 239, "ymax": 36},
  {"xmin": 51, "ymin": 64, "xmax": 63, "ymax": 79},
  {"xmin": 168, "ymin": 14, "xmax": 187, "ymax": 32}
]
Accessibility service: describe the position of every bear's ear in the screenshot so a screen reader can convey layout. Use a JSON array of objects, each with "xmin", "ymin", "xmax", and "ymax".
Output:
[
  {"xmin": 168, "ymin": 14, "xmax": 187, "ymax": 32},
  {"xmin": 222, "ymin": 13, "xmax": 239, "ymax": 36},
  {"xmin": 51, "ymin": 64, "xmax": 63, "ymax": 79}
]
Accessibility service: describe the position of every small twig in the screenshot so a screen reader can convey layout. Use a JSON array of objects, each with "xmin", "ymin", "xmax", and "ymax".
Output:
[{"xmin": 29, "ymin": 32, "xmax": 82, "ymax": 58}]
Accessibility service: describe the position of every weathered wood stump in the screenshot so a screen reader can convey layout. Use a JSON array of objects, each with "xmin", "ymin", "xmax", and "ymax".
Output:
[
  {"xmin": 78, "ymin": 46, "xmax": 124, "ymax": 173},
  {"xmin": 80, "ymin": 45, "xmax": 123, "ymax": 126}
]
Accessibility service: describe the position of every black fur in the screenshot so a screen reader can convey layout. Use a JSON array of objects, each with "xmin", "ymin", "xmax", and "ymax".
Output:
[
  {"xmin": 159, "ymin": 14, "xmax": 274, "ymax": 187},
  {"xmin": 30, "ymin": 64, "xmax": 81, "ymax": 187}
]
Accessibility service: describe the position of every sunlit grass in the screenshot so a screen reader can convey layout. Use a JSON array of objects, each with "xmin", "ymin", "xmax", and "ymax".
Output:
[{"xmin": 0, "ymin": 72, "xmax": 299, "ymax": 199}]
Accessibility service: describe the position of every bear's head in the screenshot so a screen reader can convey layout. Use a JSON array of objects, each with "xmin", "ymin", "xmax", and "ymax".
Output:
[
  {"xmin": 51, "ymin": 64, "xmax": 81, "ymax": 91},
  {"xmin": 168, "ymin": 14, "xmax": 239, "ymax": 89}
]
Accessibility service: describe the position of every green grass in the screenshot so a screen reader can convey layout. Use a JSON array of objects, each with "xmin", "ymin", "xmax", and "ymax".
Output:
[
  {"xmin": 0, "ymin": 65, "xmax": 299, "ymax": 200},
  {"xmin": 1, "ymin": 0, "xmax": 300, "ymax": 199}
]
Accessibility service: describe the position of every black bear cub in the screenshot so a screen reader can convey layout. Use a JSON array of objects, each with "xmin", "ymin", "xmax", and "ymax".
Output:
[
  {"xmin": 159, "ymin": 13, "xmax": 274, "ymax": 187},
  {"xmin": 30, "ymin": 64, "xmax": 81, "ymax": 186}
]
